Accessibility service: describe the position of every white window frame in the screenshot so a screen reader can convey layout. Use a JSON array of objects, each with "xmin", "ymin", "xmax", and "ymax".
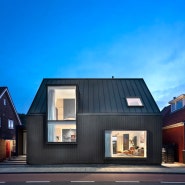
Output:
[
  {"xmin": 8, "ymin": 119, "xmax": 14, "ymax": 129},
  {"xmin": 4, "ymin": 99, "xmax": 6, "ymax": 106},
  {"xmin": 126, "ymin": 98, "xmax": 143, "ymax": 106},
  {"xmin": 47, "ymin": 86, "xmax": 77, "ymax": 143},
  {"xmin": 171, "ymin": 98, "xmax": 185, "ymax": 112},
  {"xmin": 105, "ymin": 130, "xmax": 147, "ymax": 158}
]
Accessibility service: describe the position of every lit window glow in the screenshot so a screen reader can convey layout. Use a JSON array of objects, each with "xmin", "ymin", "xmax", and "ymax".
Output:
[
  {"xmin": 105, "ymin": 130, "xmax": 147, "ymax": 158},
  {"xmin": 47, "ymin": 86, "xmax": 76, "ymax": 143},
  {"xmin": 126, "ymin": 98, "xmax": 143, "ymax": 106}
]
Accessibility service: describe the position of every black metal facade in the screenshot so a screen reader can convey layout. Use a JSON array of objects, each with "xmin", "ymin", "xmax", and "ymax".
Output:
[
  {"xmin": 27, "ymin": 78, "xmax": 162, "ymax": 165},
  {"xmin": 27, "ymin": 114, "xmax": 162, "ymax": 165}
]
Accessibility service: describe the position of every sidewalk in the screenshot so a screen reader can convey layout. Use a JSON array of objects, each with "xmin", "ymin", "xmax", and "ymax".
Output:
[{"xmin": 1, "ymin": 162, "xmax": 185, "ymax": 174}]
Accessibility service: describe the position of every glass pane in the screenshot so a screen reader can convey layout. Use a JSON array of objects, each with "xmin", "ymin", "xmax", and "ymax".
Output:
[
  {"xmin": 126, "ymin": 98, "xmax": 143, "ymax": 106},
  {"xmin": 48, "ymin": 121, "xmax": 76, "ymax": 142},
  {"xmin": 105, "ymin": 130, "xmax": 147, "ymax": 158},
  {"xmin": 176, "ymin": 100, "xmax": 183, "ymax": 110},
  {"xmin": 48, "ymin": 86, "xmax": 76, "ymax": 120}
]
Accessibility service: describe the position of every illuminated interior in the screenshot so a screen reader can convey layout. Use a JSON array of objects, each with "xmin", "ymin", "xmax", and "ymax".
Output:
[
  {"xmin": 105, "ymin": 130, "xmax": 147, "ymax": 158},
  {"xmin": 48, "ymin": 121, "xmax": 76, "ymax": 142},
  {"xmin": 47, "ymin": 86, "xmax": 76, "ymax": 143}
]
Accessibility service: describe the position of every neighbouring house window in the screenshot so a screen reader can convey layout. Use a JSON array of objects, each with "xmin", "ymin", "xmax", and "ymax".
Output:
[
  {"xmin": 176, "ymin": 99, "xmax": 183, "ymax": 110},
  {"xmin": 105, "ymin": 130, "xmax": 147, "ymax": 158},
  {"xmin": 171, "ymin": 103, "xmax": 176, "ymax": 112},
  {"xmin": 47, "ymin": 86, "xmax": 76, "ymax": 143},
  {"xmin": 4, "ymin": 99, "xmax": 6, "ymax": 106},
  {"xmin": 8, "ymin": 119, "xmax": 14, "ymax": 129},
  {"xmin": 171, "ymin": 99, "xmax": 184, "ymax": 112},
  {"xmin": 126, "ymin": 98, "xmax": 143, "ymax": 106}
]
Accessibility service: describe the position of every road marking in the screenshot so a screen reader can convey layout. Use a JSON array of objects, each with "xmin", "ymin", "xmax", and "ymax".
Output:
[
  {"xmin": 116, "ymin": 181, "xmax": 140, "ymax": 183},
  {"xmin": 71, "ymin": 181, "xmax": 95, "ymax": 183},
  {"xmin": 161, "ymin": 182, "xmax": 185, "ymax": 184},
  {"xmin": 26, "ymin": 181, "xmax": 50, "ymax": 183}
]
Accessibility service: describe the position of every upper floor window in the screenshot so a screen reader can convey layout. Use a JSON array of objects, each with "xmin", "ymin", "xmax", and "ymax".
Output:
[
  {"xmin": 47, "ymin": 86, "xmax": 77, "ymax": 143},
  {"xmin": 126, "ymin": 98, "xmax": 143, "ymax": 106},
  {"xmin": 170, "ymin": 96, "xmax": 185, "ymax": 112},
  {"xmin": 8, "ymin": 119, "xmax": 14, "ymax": 129},
  {"xmin": 4, "ymin": 99, "xmax": 6, "ymax": 106},
  {"xmin": 48, "ymin": 86, "xmax": 76, "ymax": 120}
]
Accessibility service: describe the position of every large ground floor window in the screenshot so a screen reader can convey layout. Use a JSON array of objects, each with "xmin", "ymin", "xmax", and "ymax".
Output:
[
  {"xmin": 105, "ymin": 130, "xmax": 147, "ymax": 158},
  {"xmin": 48, "ymin": 121, "xmax": 76, "ymax": 142}
]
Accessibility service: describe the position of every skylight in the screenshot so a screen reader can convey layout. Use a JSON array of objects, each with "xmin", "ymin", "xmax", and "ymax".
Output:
[{"xmin": 126, "ymin": 98, "xmax": 143, "ymax": 106}]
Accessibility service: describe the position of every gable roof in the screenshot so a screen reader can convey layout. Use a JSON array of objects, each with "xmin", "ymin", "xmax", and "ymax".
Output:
[
  {"xmin": 0, "ymin": 87, "xmax": 7, "ymax": 98},
  {"xmin": 0, "ymin": 87, "xmax": 21, "ymax": 125},
  {"xmin": 28, "ymin": 78, "xmax": 160, "ymax": 115},
  {"xmin": 162, "ymin": 105, "xmax": 185, "ymax": 127}
]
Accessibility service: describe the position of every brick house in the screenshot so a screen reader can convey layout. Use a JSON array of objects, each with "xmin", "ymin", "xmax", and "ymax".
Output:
[
  {"xmin": 0, "ymin": 87, "xmax": 21, "ymax": 160},
  {"xmin": 162, "ymin": 94, "xmax": 185, "ymax": 163}
]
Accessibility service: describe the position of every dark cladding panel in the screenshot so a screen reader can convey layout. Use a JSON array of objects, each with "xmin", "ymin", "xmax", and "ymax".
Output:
[
  {"xmin": 27, "ymin": 114, "xmax": 162, "ymax": 165},
  {"xmin": 98, "ymin": 80, "xmax": 107, "ymax": 112},
  {"xmin": 28, "ymin": 78, "xmax": 160, "ymax": 115},
  {"xmin": 139, "ymin": 80, "xmax": 160, "ymax": 113},
  {"xmin": 111, "ymin": 79, "xmax": 124, "ymax": 112}
]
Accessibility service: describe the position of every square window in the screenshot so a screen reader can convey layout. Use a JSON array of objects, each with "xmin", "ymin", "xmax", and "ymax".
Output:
[{"xmin": 126, "ymin": 98, "xmax": 143, "ymax": 106}]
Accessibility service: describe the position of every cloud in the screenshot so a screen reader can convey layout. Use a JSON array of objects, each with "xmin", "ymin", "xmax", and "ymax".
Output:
[
  {"xmin": 67, "ymin": 22, "xmax": 185, "ymax": 109},
  {"xmin": 153, "ymin": 83, "xmax": 185, "ymax": 110}
]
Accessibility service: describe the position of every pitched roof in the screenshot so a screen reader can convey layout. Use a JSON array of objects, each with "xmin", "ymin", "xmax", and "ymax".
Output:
[
  {"xmin": 0, "ymin": 87, "xmax": 7, "ymax": 98},
  {"xmin": 0, "ymin": 86, "xmax": 21, "ymax": 125},
  {"xmin": 162, "ymin": 105, "xmax": 185, "ymax": 127},
  {"xmin": 28, "ymin": 78, "xmax": 160, "ymax": 115}
]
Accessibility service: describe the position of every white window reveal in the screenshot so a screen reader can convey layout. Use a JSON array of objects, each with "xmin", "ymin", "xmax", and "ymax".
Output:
[
  {"xmin": 105, "ymin": 130, "xmax": 147, "ymax": 158},
  {"xmin": 8, "ymin": 119, "xmax": 14, "ymax": 129},
  {"xmin": 47, "ymin": 86, "xmax": 76, "ymax": 143},
  {"xmin": 126, "ymin": 98, "xmax": 143, "ymax": 106},
  {"xmin": 169, "ymin": 95, "xmax": 185, "ymax": 112}
]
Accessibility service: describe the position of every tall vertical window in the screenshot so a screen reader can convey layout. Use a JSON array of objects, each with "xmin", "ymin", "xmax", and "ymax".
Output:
[
  {"xmin": 4, "ymin": 99, "xmax": 6, "ymax": 106},
  {"xmin": 47, "ymin": 86, "xmax": 76, "ymax": 143},
  {"xmin": 8, "ymin": 119, "xmax": 14, "ymax": 129}
]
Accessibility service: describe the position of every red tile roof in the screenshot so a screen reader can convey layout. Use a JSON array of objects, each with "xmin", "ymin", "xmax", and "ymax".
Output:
[{"xmin": 162, "ymin": 105, "xmax": 185, "ymax": 127}]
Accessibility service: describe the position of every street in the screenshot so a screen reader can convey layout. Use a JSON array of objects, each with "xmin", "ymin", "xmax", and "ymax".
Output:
[{"xmin": 1, "ymin": 173, "xmax": 185, "ymax": 184}]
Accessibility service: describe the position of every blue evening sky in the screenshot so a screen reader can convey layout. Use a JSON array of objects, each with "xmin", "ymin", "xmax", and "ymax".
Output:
[{"xmin": 1, "ymin": 0, "xmax": 185, "ymax": 113}]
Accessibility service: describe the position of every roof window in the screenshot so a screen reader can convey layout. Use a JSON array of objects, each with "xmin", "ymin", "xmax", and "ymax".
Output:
[
  {"xmin": 169, "ymin": 94, "xmax": 185, "ymax": 113},
  {"xmin": 126, "ymin": 98, "xmax": 143, "ymax": 106}
]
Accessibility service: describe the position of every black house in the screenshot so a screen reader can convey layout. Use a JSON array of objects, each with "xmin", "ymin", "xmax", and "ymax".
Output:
[{"xmin": 27, "ymin": 78, "xmax": 162, "ymax": 165}]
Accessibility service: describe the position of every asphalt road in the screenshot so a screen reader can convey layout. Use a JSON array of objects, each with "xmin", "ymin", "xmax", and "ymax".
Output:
[
  {"xmin": 1, "ymin": 173, "xmax": 185, "ymax": 184},
  {"xmin": 0, "ymin": 182, "xmax": 184, "ymax": 185}
]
